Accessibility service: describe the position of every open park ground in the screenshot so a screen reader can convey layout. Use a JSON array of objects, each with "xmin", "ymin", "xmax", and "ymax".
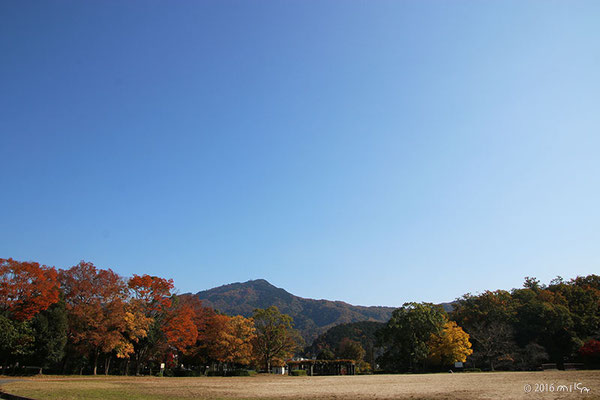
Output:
[{"xmin": 1, "ymin": 370, "xmax": 600, "ymax": 400}]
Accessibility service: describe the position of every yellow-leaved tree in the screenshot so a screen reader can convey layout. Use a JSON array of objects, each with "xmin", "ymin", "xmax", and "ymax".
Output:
[
  {"xmin": 428, "ymin": 321, "xmax": 473, "ymax": 366},
  {"xmin": 214, "ymin": 315, "xmax": 256, "ymax": 365}
]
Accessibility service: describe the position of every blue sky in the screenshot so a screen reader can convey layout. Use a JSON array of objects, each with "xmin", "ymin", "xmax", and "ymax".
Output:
[{"xmin": 1, "ymin": 1, "xmax": 599, "ymax": 306}]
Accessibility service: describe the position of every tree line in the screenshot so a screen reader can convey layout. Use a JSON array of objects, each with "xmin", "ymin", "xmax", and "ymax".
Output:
[
  {"xmin": 2, "ymin": 257, "xmax": 599, "ymax": 375},
  {"xmin": 0, "ymin": 258, "xmax": 300, "ymax": 375},
  {"xmin": 450, "ymin": 275, "xmax": 600, "ymax": 371},
  {"xmin": 306, "ymin": 275, "xmax": 600, "ymax": 372}
]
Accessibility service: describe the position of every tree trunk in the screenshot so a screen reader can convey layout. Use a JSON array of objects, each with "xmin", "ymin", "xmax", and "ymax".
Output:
[
  {"xmin": 61, "ymin": 357, "xmax": 67, "ymax": 374},
  {"xmin": 93, "ymin": 349, "xmax": 99, "ymax": 375},
  {"xmin": 125, "ymin": 359, "xmax": 130, "ymax": 376},
  {"xmin": 135, "ymin": 351, "xmax": 143, "ymax": 375},
  {"xmin": 105, "ymin": 356, "xmax": 111, "ymax": 375}
]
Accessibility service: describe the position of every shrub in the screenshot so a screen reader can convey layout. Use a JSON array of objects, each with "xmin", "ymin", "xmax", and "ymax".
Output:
[
  {"xmin": 205, "ymin": 369, "xmax": 257, "ymax": 377},
  {"xmin": 230, "ymin": 369, "xmax": 257, "ymax": 376},
  {"xmin": 290, "ymin": 369, "xmax": 307, "ymax": 376},
  {"xmin": 174, "ymin": 368, "xmax": 203, "ymax": 377}
]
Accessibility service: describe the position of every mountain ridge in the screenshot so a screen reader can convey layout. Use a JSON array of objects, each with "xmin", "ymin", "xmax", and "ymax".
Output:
[{"xmin": 194, "ymin": 279, "xmax": 396, "ymax": 342}]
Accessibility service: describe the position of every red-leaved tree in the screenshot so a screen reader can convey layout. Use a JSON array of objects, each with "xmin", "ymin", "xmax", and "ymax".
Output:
[
  {"xmin": 0, "ymin": 258, "xmax": 60, "ymax": 320},
  {"xmin": 580, "ymin": 339, "xmax": 600, "ymax": 366}
]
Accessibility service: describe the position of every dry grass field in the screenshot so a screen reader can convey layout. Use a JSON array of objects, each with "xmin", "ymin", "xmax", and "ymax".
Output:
[{"xmin": 1, "ymin": 370, "xmax": 599, "ymax": 400}]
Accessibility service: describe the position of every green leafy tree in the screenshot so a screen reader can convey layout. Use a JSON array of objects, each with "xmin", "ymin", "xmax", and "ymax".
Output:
[
  {"xmin": 252, "ymin": 306, "xmax": 301, "ymax": 371},
  {"xmin": 514, "ymin": 297, "xmax": 577, "ymax": 363},
  {"xmin": 336, "ymin": 338, "xmax": 366, "ymax": 362},
  {"xmin": 452, "ymin": 290, "xmax": 517, "ymax": 331},
  {"xmin": 377, "ymin": 302, "xmax": 446, "ymax": 372},
  {"xmin": 317, "ymin": 348, "xmax": 335, "ymax": 360},
  {"xmin": 30, "ymin": 300, "xmax": 68, "ymax": 373},
  {"xmin": 0, "ymin": 315, "xmax": 17, "ymax": 369},
  {"xmin": 0, "ymin": 318, "xmax": 35, "ymax": 369}
]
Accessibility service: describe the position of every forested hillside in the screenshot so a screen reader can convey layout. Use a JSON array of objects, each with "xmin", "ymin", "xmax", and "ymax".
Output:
[{"xmin": 195, "ymin": 279, "xmax": 394, "ymax": 342}]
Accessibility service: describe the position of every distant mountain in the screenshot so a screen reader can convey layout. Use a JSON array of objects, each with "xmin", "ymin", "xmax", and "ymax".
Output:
[{"xmin": 194, "ymin": 279, "xmax": 396, "ymax": 343}]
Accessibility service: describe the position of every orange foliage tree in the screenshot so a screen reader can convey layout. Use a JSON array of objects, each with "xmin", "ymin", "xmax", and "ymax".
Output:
[
  {"xmin": 163, "ymin": 303, "xmax": 198, "ymax": 354},
  {"xmin": 0, "ymin": 258, "xmax": 60, "ymax": 321},
  {"xmin": 179, "ymin": 295, "xmax": 212, "ymax": 334},
  {"xmin": 214, "ymin": 315, "xmax": 256, "ymax": 365},
  {"xmin": 128, "ymin": 274, "xmax": 174, "ymax": 316},
  {"xmin": 127, "ymin": 274, "xmax": 175, "ymax": 374},
  {"xmin": 197, "ymin": 313, "xmax": 256, "ymax": 366},
  {"xmin": 59, "ymin": 261, "xmax": 128, "ymax": 375}
]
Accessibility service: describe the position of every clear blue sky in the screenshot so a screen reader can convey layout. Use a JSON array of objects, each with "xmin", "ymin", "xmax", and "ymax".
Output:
[{"xmin": 1, "ymin": 1, "xmax": 599, "ymax": 306}]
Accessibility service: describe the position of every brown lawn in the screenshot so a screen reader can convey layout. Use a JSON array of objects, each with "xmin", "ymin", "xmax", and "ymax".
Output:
[{"xmin": 1, "ymin": 370, "xmax": 599, "ymax": 400}]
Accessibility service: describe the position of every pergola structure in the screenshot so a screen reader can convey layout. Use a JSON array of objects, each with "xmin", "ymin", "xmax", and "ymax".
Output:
[{"xmin": 286, "ymin": 359, "xmax": 356, "ymax": 376}]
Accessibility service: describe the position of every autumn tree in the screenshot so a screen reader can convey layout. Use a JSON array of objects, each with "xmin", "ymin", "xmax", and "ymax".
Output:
[
  {"xmin": 178, "ymin": 295, "xmax": 215, "ymax": 368},
  {"xmin": 59, "ymin": 261, "xmax": 128, "ymax": 375},
  {"xmin": 207, "ymin": 315, "xmax": 256, "ymax": 366},
  {"xmin": 197, "ymin": 313, "xmax": 230, "ymax": 366},
  {"xmin": 0, "ymin": 258, "xmax": 60, "ymax": 321},
  {"xmin": 126, "ymin": 274, "xmax": 174, "ymax": 374},
  {"xmin": 252, "ymin": 306, "xmax": 301, "ymax": 371},
  {"xmin": 113, "ymin": 301, "xmax": 153, "ymax": 368},
  {"xmin": 427, "ymin": 321, "xmax": 473, "ymax": 366},
  {"xmin": 128, "ymin": 274, "xmax": 174, "ymax": 316},
  {"xmin": 579, "ymin": 339, "xmax": 600, "ymax": 367},
  {"xmin": 179, "ymin": 295, "xmax": 212, "ymax": 333},
  {"xmin": 163, "ymin": 302, "xmax": 198, "ymax": 354}
]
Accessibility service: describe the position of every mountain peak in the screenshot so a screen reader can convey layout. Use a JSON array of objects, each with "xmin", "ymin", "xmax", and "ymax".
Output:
[
  {"xmin": 195, "ymin": 279, "xmax": 395, "ymax": 342},
  {"xmin": 244, "ymin": 278, "xmax": 275, "ymax": 287}
]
